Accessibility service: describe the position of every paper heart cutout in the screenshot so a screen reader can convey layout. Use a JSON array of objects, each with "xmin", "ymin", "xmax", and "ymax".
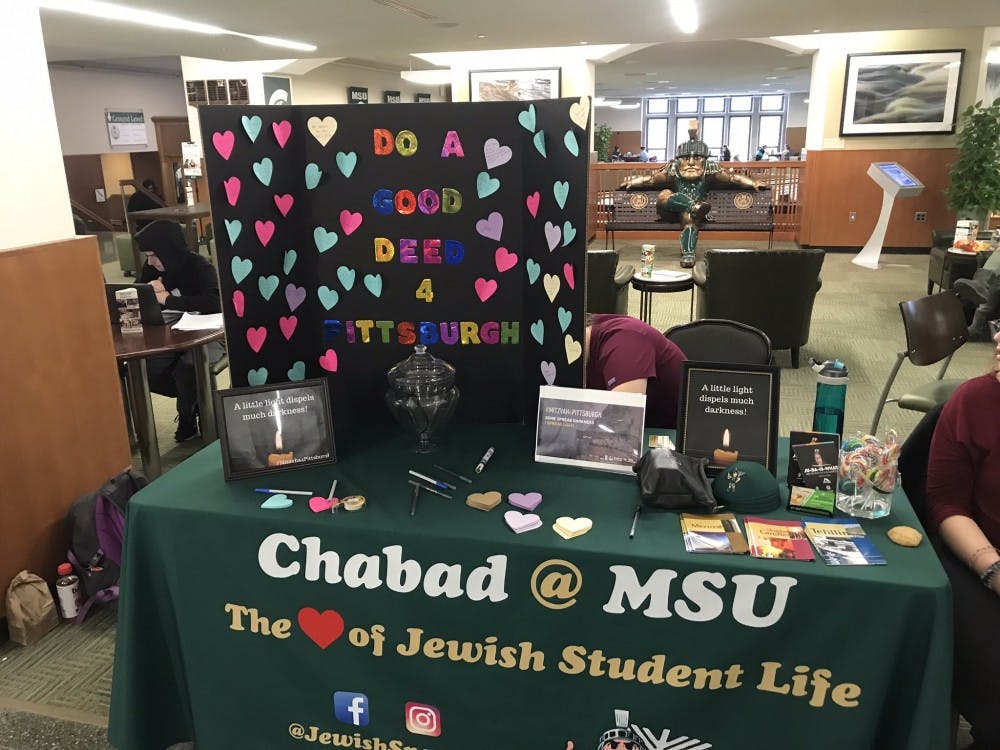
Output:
[
  {"xmin": 475, "ymin": 277, "xmax": 497, "ymax": 302},
  {"xmin": 526, "ymin": 192, "xmax": 540, "ymax": 218},
  {"xmin": 563, "ymin": 262, "xmax": 576, "ymax": 290},
  {"xmin": 224, "ymin": 219, "xmax": 242, "ymax": 245},
  {"xmin": 307, "ymin": 116, "xmax": 337, "ymax": 146},
  {"xmin": 564, "ymin": 334, "xmax": 582, "ymax": 364},
  {"xmin": 287, "ymin": 361, "xmax": 306, "ymax": 381},
  {"xmin": 283, "ymin": 249, "xmax": 297, "ymax": 275},
  {"xmin": 509, "ymin": 492, "xmax": 543, "ymax": 511},
  {"xmin": 258, "ymin": 275, "xmax": 279, "ymax": 301},
  {"xmin": 569, "ymin": 96, "xmax": 591, "ymax": 130},
  {"xmin": 274, "ymin": 193, "xmax": 294, "ymax": 217},
  {"xmin": 314, "ymin": 227, "xmax": 338, "ymax": 252},
  {"xmin": 526, "ymin": 259, "xmax": 541, "ymax": 285},
  {"xmin": 305, "ymin": 162, "xmax": 322, "ymax": 190},
  {"xmin": 562, "ymin": 221, "xmax": 577, "ymax": 246},
  {"xmin": 319, "ymin": 349, "xmax": 338, "ymax": 372},
  {"xmin": 272, "ymin": 120, "xmax": 292, "ymax": 148},
  {"xmin": 540, "ymin": 360, "xmax": 557, "ymax": 385},
  {"xmin": 466, "ymin": 491, "xmax": 502, "ymax": 511},
  {"xmin": 261, "ymin": 493, "xmax": 292, "ymax": 509},
  {"xmin": 553, "ymin": 180, "xmax": 570, "ymax": 209},
  {"xmin": 337, "ymin": 266, "xmax": 356, "ymax": 291},
  {"xmin": 246, "ymin": 327, "xmax": 267, "ymax": 353},
  {"xmin": 279, "ymin": 315, "xmax": 298, "ymax": 340},
  {"xmin": 495, "ymin": 247, "xmax": 518, "ymax": 273},
  {"xmin": 309, "ymin": 496, "xmax": 335, "ymax": 513},
  {"xmin": 297, "ymin": 607, "xmax": 345, "ymax": 650},
  {"xmin": 476, "ymin": 211, "xmax": 504, "ymax": 242},
  {"xmin": 252, "ymin": 158, "xmax": 273, "ymax": 186},
  {"xmin": 543, "ymin": 273, "xmax": 561, "ymax": 303},
  {"xmin": 517, "ymin": 104, "xmax": 537, "ymax": 133},
  {"xmin": 231, "ymin": 256, "xmax": 252, "ymax": 284},
  {"xmin": 505, "ymin": 510, "xmax": 542, "ymax": 534},
  {"xmin": 285, "ymin": 283, "xmax": 306, "ymax": 312},
  {"xmin": 530, "ymin": 319, "xmax": 544, "ymax": 345},
  {"xmin": 340, "ymin": 210, "xmax": 362, "ymax": 236},
  {"xmin": 544, "ymin": 221, "xmax": 561, "ymax": 252},
  {"xmin": 224, "ymin": 177, "xmax": 241, "ymax": 207},
  {"xmin": 364, "ymin": 273, "xmax": 383, "ymax": 298},
  {"xmin": 318, "ymin": 285, "xmax": 339, "ymax": 310},
  {"xmin": 248, "ymin": 367, "xmax": 268, "ymax": 386},
  {"xmin": 558, "ymin": 306, "xmax": 572, "ymax": 332},
  {"xmin": 336, "ymin": 151, "xmax": 357, "ymax": 178},
  {"xmin": 241, "ymin": 115, "xmax": 262, "ymax": 142},
  {"xmin": 483, "ymin": 138, "xmax": 513, "ymax": 169},
  {"xmin": 255, "ymin": 220, "xmax": 275, "ymax": 247},
  {"xmin": 212, "ymin": 130, "xmax": 235, "ymax": 160},
  {"xmin": 533, "ymin": 130, "xmax": 547, "ymax": 158},
  {"xmin": 232, "ymin": 290, "xmax": 245, "ymax": 318},
  {"xmin": 563, "ymin": 130, "xmax": 579, "ymax": 157},
  {"xmin": 554, "ymin": 515, "xmax": 593, "ymax": 539},
  {"xmin": 476, "ymin": 171, "xmax": 500, "ymax": 199}
]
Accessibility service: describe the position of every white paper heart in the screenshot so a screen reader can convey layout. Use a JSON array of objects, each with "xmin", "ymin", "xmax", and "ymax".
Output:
[
  {"xmin": 543, "ymin": 273, "xmax": 561, "ymax": 303},
  {"xmin": 554, "ymin": 515, "xmax": 592, "ymax": 538},
  {"xmin": 308, "ymin": 116, "xmax": 338, "ymax": 146},
  {"xmin": 564, "ymin": 334, "xmax": 582, "ymax": 364},
  {"xmin": 569, "ymin": 96, "xmax": 590, "ymax": 130},
  {"xmin": 504, "ymin": 510, "xmax": 542, "ymax": 534}
]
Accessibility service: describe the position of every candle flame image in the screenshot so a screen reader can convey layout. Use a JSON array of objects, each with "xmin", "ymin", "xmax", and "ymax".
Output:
[
  {"xmin": 273, "ymin": 393, "xmax": 283, "ymax": 451},
  {"xmin": 722, "ymin": 429, "xmax": 731, "ymax": 449}
]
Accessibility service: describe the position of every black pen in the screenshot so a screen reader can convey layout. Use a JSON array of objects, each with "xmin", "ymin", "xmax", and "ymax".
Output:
[
  {"xmin": 629, "ymin": 504, "xmax": 642, "ymax": 539},
  {"xmin": 407, "ymin": 479, "xmax": 452, "ymax": 500},
  {"xmin": 434, "ymin": 464, "xmax": 473, "ymax": 484},
  {"xmin": 475, "ymin": 446, "xmax": 495, "ymax": 474}
]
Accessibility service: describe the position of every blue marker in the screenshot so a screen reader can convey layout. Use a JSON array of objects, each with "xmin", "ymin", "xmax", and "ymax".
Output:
[{"xmin": 407, "ymin": 470, "xmax": 455, "ymax": 491}]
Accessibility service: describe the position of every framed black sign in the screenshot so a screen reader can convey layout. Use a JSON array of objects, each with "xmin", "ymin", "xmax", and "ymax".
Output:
[
  {"xmin": 676, "ymin": 362, "xmax": 780, "ymax": 476},
  {"xmin": 214, "ymin": 378, "xmax": 336, "ymax": 481},
  {"xmin": 347, "ymin": 86, "xmax": 369, "ymax": 104},
  {"xmin": 383, "ymin": 90, "xmax": 401, "ymax": 103},
  {"xmin": 414, "ymin": 93, "xmax": 431, "ymax": 103}
]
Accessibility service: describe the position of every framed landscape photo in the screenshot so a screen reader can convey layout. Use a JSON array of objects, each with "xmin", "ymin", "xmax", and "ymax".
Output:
[
  {"xmin": 840, "ymin": 49, "xmax": 964, "ymax": 136},
  {"xmin": 215, "ymin": 378, "xmax": 336, "ymax": 481},
  {"xmin": 469, "ymin": 68, "xmax": 561, "ymax": 102}
]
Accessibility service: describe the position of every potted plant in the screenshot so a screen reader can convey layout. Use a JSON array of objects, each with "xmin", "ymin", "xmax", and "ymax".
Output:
[
  {"xmin": 946, "ymin": 100, "xmax": 1000, "ymax": 231},
  {"xmin": 594, "ymin": 123, "xmax": 613, "ymax": 162}
]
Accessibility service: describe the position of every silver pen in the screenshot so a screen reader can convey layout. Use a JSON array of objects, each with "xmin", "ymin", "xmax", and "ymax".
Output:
[{"xmin": 475, "ymin": 446, "xmax": 495, "ymax": 474}]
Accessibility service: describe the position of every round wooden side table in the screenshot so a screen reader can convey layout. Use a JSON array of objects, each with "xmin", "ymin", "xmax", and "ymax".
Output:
[{"xmin": 630, "ymin": 270, "xmax": 695, "ymax": 324}]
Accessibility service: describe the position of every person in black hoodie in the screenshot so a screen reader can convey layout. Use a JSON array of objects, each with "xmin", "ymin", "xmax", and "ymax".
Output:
[{"xmin": 136, "ymin": 220, "xmax": 224, "ymax": 441}]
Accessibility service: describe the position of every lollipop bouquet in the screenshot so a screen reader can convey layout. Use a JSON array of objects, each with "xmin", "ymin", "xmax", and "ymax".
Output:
[{"xmin": 836, "ymin": 430, "xmax": 900, "ymax": 519}]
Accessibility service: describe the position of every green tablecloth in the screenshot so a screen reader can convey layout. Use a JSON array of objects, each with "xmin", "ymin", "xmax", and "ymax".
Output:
[{"xmin": 109, "ymin": 425, "xmax": 952, "ymax": 750}]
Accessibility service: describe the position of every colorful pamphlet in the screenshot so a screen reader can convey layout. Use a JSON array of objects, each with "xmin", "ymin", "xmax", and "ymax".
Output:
[
  {"xmin": 744, "ymin": 517, "xmax": 815, "ymax": 561},
  {"xmin": 803, "ymin": 517, "xmax": 886, "ymax": 566},
  {"xmin": 787, "ymin": 485, "xmax": 836, "ymax": 517},
  {"xmin": 787, "ymin": 430, "xmax": 839, "ymax": 487},
  {"xmin": 679, "ymin": 513, "xmax": 749, "ymax": 554},
  {"xmin": 791, "ymin": 441, "xmax": 838, "ymax": 493}
]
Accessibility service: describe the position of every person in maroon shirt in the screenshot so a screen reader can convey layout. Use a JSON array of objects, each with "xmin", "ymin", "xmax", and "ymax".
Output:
[
  {"xmin": 926, "ymin": 328, "xmax": 1000, "ymax": 749},
  {"xmin": 585, "ymin": 314, "xmax": 687, "ymax": 428}
]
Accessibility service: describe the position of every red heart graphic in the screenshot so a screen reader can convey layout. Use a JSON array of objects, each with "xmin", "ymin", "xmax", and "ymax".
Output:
[
  {"xmin": 495, "ymin": 247, "xmax": 518, "ymax": 273},
  {"xmin": 224, "ymin": 177, "xmax": 241, "ymax": 207},
  {"xmin": 255, "ymin": 220, "xmax": 275, "ymax": 247},
  {"xmin": 246, "ymin": 326, "xmax": 267, "ymax": 353},
  {"xmin": 274, "ymin": 194, "xmax": 294, "ymax": 217},
  {"xmin": 279, "ymin": 315, "xmax": 298, "ymax": 340},
  {"xmin": 319, "ymin": 348, "xmax": 338, "ymax": 372},
  {"xmin": 232, "ymin": 290, "xmax": 245, "ymax": 318},
  {"xmin": 273, "ymin": 120, "xmax": 292, "ymax": 148},
  {"xmin": 297, "ymin": 607, "xmax": 345, "ymax": 650},
  {"xmin": 212, "ymin": 130, "xmax": 235, "ymax": 160},
  {"xmin": 563, "ymin": 262, "xmax": 576, "ymax": 290},
  {"xmin": 526, "ymin": 191, "xmax": 540, "ymax": 218},
  {"xmin": 475, "ymin": 277, "xmax": 498, "ymax": 302},
  {"xmin": 340, "ymin": 210, "xmax": 363, "ymax": 236}
]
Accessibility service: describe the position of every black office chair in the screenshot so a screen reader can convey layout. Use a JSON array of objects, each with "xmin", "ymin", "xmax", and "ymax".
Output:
[
  {"xmin": 898, "ymin": 403, "xmax": 945, "ymax": 527},
  {"xmin": 870, "ymin": 291, "xmax": 968, "ymax": 434},
  {"xmin": 664, "ymin": 319, "xmax": 772, "ymax": 365}
]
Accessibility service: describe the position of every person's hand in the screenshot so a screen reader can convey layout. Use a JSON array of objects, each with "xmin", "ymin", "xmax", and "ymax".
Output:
[
  {"xmin": 150, "ymin": 278, "xmax": 166, "ymax": 295},
  {"xmin": 154, "ymin": 289, "xmax": 170, "ymax": 305}
]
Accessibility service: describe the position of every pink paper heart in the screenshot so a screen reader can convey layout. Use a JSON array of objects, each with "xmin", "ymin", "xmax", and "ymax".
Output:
[
  {"xmin": 223, "ymin": 177, "xmax": 241, "ymax": 206},
  {"xmin": 495, "ymin": 247, "xmax": 519, "ymax": 273},
  {"xmin": 232, "ymin": 290, "xmax": 245, "ymax": 318},
  {"xmin": 340, "ymin": 210, "xmax": 363, "ymax": 236},
  {"xmin": 255, "ymin": 220, "xmax": 275, "ymax": 247},
  {"xmin": 212, "ymin": 130, "xmax": 235, "ymax": 160},
  {"xmin": 526, "ymin": 192, "xmax": 540, "ymax": 218},
  {"xmin": 319, "ymin": 348, "xmax": 338, "ymax": 372},
  {"xmin": 272, "ymin": 120, "xmax": 292, "ymax": 148},
  {"xmin": 508, "ymin": 492, "xmax": 543, "ymax": 511},
  {"xmin": 246, "ymin": 326, "xmax": 267, "ymax": 353},
  {"xmin": 309, "ymin": 496, "xmax": 334, "ymax": 513},
  {"xmin": 279, "ymin": 315, "xmax": 297, "ymax": 340},
  {"xmin": 504, "ymin": 510, "xmax": 542, "ymax": 534},
  {"xmin": 475, "ymin": 277, "xmax": 498, "ymax": 302},
  {"xmin": 274, "ymin": 194, "xmax": 294, "ymax": 217},
  {"xmin": 563, "ymin": 262, "xmax": 575, "ymax": 290}
]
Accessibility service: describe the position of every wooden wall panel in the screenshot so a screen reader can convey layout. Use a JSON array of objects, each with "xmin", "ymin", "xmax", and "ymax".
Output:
[
  {"xmin": 63, "ymin": 154, "xmax": 110, "ymax": 225},
  {"xmin": 612, "ymin": 131, "xmax": 642, "ymax": 155},
  {"xmin": 0, "ymin": 237, "xmax": 130, "ymax": 616},
  {"xmin": 799, "ymin": 148, "xmax": 957, "ymax": 249}
]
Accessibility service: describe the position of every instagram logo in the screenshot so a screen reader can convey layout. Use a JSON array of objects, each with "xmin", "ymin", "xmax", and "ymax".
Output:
[{"xmin": 404, "ymin": 702, "xmax": 441, "ymax": 737}]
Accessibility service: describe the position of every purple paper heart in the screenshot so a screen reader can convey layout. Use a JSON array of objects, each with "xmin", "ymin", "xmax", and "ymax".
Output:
[
  {"xmin": 509, "ymin": 492, "xmax": 543, "ymax": 511},
  {"xmin": 540, "ymin": 361, "xmax": 556, "ymax": 385},
  {"xmin": 285, "ymin": 283, "xmax": 307, "ymax": 312},
  {"xmin": 504, "ymin": 510, "xmax": 542, "ymax": 534},
  {"xmin": 544, "ymin": 221, "xmax": 562, "ymax": 251},
  {"xmin": 476, "ymin": 211, "xmax": 504, "ymax": 241}
]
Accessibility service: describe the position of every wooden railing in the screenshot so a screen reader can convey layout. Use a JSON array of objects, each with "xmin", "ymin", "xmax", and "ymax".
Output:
[
  {"xmin": 70, "ymin": 199, "xmax": 115, "ymax": 232},
  {"xmin": 587, "ymin": 161, "xmax": 806, "ymax": 243}
]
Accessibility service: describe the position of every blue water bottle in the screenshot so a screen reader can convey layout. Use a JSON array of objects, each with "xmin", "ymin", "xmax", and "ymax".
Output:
[{"xmin": 811, "ymin": 359, "xmax": 848, "ymax": 436}]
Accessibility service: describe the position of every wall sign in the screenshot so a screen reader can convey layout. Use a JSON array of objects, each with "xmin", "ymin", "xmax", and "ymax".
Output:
[
  {"xmin": 383, "ymin": 91, "xmax": 402, "ymax": 104},
  {"xmin": 676, "ymin": 362, "xmax": 780, "ymax": 476},
  {"xmin": 415, "ymin": 93, "xmax": 431, "ymax": 103},
  {"xmin": 105, "ymin": 110, "xmax": 147, "ymax": 147},
  {"xmin": 263, "ymin": 76, "xmax": 292, "ymax": 106},
  {"xmin": 348, "ymin": 87, "xmax": 369, "ymax": 104}
]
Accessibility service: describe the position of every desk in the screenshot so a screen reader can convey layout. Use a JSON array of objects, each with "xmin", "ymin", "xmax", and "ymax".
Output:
[
  {"xmin": 128, "ymin": 202, "xmax": 213, "ymax": 270},
  {"xmin": 114, "ymin": 325, "xmax": 223, "ymax": 478},
  {"xmin": 631, "ymin": 271, "xmax": 694, "ymax": 323},
  {"xmin": 109, "ymin": 426, "xmax": 951, "ymax": 750}
]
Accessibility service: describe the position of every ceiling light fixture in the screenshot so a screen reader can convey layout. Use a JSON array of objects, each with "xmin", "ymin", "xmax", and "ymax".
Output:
[{"xmin": 668, "ymin": 0, "xmax": 699, "ymax": 34}]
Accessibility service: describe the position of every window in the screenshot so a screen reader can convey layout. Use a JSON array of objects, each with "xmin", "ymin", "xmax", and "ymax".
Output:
[
  {"xmin": 646, "ymin": 118, "xmax": 668, "ymax": 162},
  {"xmin": 728, "ymin": 116, "xmax": 751, "ymax": 162},
  {"xmin": 758, "ymin": 115, "xmax": 783, "ymax": 152},
  {"xmin": 677, "ymin": 97, "xmax": 699, "ymax": 113},
  {"xmin": 760, "ymin": 94, "xmax": 785, "ymax": 111},
  {"xmin": 702, "ymin": 117, "xmax": 724, "ymax": 154},
  {"xmin": 730, "ymin": 96, "xmax": 752, "ymax": 111},
  {"xmin": 703, "ymin": 97, "xmax": 726, "ymax": 113},
  {"xmin": 647, "ymin": 98, "xmax": 670, "ymax": 114}
]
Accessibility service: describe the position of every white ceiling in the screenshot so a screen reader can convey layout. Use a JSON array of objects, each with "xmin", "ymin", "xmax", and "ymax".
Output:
[{"xmin": 39, "ymin": 0, "xmax": 1000, "ymax": 99}]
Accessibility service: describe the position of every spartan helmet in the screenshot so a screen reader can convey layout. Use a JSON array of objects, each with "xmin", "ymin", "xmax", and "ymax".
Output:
[
  {"xmin": 597, "ymin": 709, "xmax": 641, "ymax": 750},
  {"xmin": 676, "ymin": 119, "xmax": 710, "ymax": 160}
]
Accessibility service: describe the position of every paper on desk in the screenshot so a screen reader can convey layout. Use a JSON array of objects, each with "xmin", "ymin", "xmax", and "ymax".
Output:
[{"xmin": 172, "ymin": 312, "xmax": 225, "ymax": 331}]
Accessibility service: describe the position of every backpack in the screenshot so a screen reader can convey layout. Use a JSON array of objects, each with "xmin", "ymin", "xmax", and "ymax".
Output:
[{"xmin": 65, "ymin": 468, "xmax": 148, "ymax": 621}]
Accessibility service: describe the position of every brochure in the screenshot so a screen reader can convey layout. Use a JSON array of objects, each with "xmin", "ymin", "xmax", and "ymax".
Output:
[
  {"xmin": 679, "ymin": 513, "xmax": 749, "ymax": 554},
  {"xmin": 788, "ymin": 485, "xmax": 836, "ymax": 517},
  {"xmin": 787, "ymin": 430, "xmax": 839, "ymax": 487},
  {"xmin": 804, "ymin": 518, "xmax": 886, "ymax": 566},
  {"xmin": 744, "ymin": 517, "xmax": 815, "ymax": 561}
]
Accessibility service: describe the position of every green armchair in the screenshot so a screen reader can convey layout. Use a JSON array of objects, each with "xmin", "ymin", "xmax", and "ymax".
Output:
[
  {"xmin": 692, "ymin": 249, "xmax": 824, "ymax": 367},
  {"xmin": 586, "ymin": 250, "xmax": 634, "ymax": 315}
]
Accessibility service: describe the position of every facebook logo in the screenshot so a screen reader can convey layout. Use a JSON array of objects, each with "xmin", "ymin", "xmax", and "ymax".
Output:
[{"xmin": 333, "ymin": 691, "xmax": 369, "ymax": 727}]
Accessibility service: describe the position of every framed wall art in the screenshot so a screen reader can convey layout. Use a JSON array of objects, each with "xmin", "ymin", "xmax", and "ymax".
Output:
[{"xmin": 469, "ymin": 68, "xmax": 561, "ymax": 102}]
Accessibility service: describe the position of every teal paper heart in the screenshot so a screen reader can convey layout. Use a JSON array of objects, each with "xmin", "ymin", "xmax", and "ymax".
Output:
[
  {"xmin": 558, "ymin": 307, "xmax": 572, "ymax": 332},
  {"xmin": 363, "ymin": 273, "xmax": 383, "ymax": 298},
  {"xmin": 231, "ymin": 256, "xmax": 252, "ymax": 284},
  {"xmin": 282, "ymin": 249, "xmax": 297, "ymax": 275},
  {"xmin": 337, "ymin": 266, "xmax": 356, "ymax": 291},
  {"xmin": 261, "ymin": 494, "xmax": 293, "ymax": 509},
  {"xmin": 225, "ymin": 219, "xmax": 242, "ymax": 245},
  {"xmin": 314, "ymin": 227, "xmax": 338, "ymax": 252},
  {"xmin": 526, "ymin": 258, "xmax": 541, "ymax": 285},
  {"xmin": 533, "ymin": 130, "xmax": 547, "ymax": 158},
  {"xmin": 258, "ymin": 275, "xmax": 279, "ymax": 301},
  {"xmin": 476, "ymin": 171, "xmax": 500, "ymax": 199},
  {"xmin": 563, "ymin": 130, "xmax": 579, "ymax": 156},
  {"xmin": 287, "ymin": 361, "xmax": 306, "ymax": 382},
  {"xmin": 241, "ymin": 115, "xmax": 262, "ymax": 142},
  {"xmin": 562, "ymin": 221, "xmax": 577, "ymax": 246},
  {"xmin": 252, "ymin": 157, "xmax": 273, "ymax": 186},
  {"xmin": 304, "ymin": 162, "xmax": 322, "ymax": 190},
  {"xmin": 318, "ymin": 285, "xmax": 339, "ymax": 310},
  {"xmin": 530, "ymin": 319, "xmax": 545, "ymax": 345},
  {"xmin": 517, "ymin": 104, "xmax": 537, "ymax": 132},
  {"xmin": 247, "ymin": 367, "xmax": 269, "ymax": 386},
  {"xmin": 553, "ymin": 180, "xmax": 570, "ymax": 209},
  {"xmin": 336, "ymin": 151, "xmax": 357, "ymax": 178}
]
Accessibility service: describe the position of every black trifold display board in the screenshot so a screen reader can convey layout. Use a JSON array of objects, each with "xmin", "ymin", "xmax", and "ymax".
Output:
[{"xmin": 200, "ymin": 99, "xmax": 590, "ymax": 425}]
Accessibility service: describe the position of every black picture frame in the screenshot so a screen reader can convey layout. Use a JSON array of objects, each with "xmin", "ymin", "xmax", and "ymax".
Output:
[
  {"xmin": 675, "ymin": 362, "xmax": 780, "ymax": 476},
  {"xmin": 469, "ymin": 68, "xmax": 561, "ymax": 102},
  {"xmin": 214, "ymin": 378, "xmax": 336, "ymax": 481}
]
